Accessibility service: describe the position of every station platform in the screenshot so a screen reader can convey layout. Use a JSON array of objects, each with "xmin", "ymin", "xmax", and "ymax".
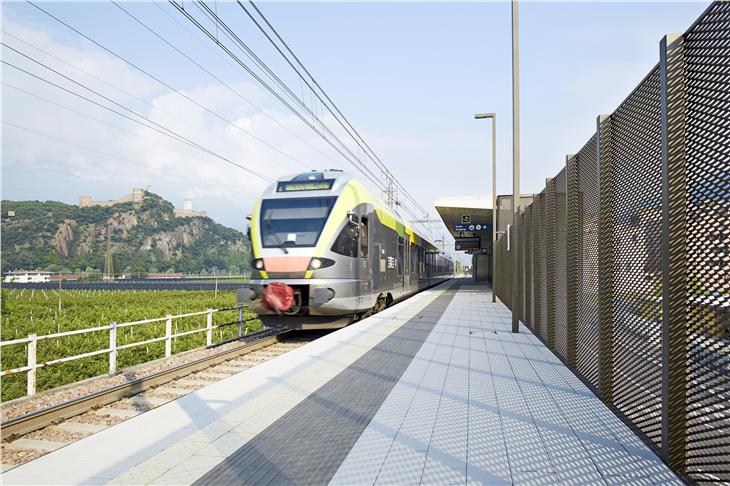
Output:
[{"xmin": 2, "ymin": 279, "xmax": 681, "ymax": 485}]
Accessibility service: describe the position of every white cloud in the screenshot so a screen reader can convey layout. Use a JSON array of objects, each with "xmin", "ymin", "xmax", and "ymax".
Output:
[{"xmin": 0, "ymin": 16, "xmax": 356, "ymax": 228}]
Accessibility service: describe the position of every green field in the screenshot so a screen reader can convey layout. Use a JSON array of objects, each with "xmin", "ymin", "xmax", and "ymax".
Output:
[{"xmin": 1, "ymin": 289, "xmax": 260, "ymax": 402}]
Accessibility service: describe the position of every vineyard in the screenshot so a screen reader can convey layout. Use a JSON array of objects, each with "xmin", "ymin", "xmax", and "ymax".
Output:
[{"xmin": 0, "ymin": 289, "xmax": 260, "ymax": 402}]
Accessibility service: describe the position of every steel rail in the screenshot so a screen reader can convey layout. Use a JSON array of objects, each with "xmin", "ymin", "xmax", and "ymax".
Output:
[{"xmin": 0, "ymin": 328, "xmax": 288, "ymax": 438}]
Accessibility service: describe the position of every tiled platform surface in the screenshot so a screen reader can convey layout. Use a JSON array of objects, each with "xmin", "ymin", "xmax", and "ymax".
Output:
[{"xmin": 2, "ymin": 280, "xmax": 681, "ymax": 485}]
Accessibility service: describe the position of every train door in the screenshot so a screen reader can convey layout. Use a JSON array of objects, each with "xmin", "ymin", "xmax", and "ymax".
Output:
[
  {"xmin": 397, "ymin": 236, "xmax": 405, "ymax": 295},
  {"xmin": 404, "ymin": 239, "xmax": 410, "ymax": 291},
  {"xmin": 359, "ymin": 216, "xmax": 372, "ymax": 303}
]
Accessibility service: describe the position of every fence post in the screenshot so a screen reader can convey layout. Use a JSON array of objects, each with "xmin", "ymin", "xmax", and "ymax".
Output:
[
  {"xmin": 165, "ymin": 315, "xmax": 173, "ymax": 358},
  {"xmin": 566, "ymin": 154, "xmax": 581, "ymax": 369},
  {"xmin": 238, "ymin": 305, "xmax": 243, "ymax": 338},
  {"xmin": 524, "ymin": 205, "xmax": 533, "ymax": 330},
  {"xmin": 596, "ymin": 113, "xmax": 614, "ymax": 404},
  {"xmin": 206, "ymin": 310, "xmax": 213, "ymax": 346},
  {"xmin": 109, "ymin": 322, "xmax": 117, "ymax": 374},
  {"xmin": 512, "ymin": 197, "xmax": 521, "ymax": 333},
  {"xmin": 27, "ymin": 333, "xmax": 37, "ymax": 396},
  {"xmin": 660, "ymin": 32, "xmax": 688, "ymax": 473}
]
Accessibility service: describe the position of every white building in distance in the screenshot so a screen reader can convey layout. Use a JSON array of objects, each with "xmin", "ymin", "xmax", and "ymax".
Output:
[{"xmin": 3, "ymin": 271, "xmax": 51, "ymax": 283}]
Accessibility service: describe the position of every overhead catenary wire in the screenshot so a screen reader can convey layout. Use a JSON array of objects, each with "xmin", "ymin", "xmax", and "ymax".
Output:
[
  {"xmin": 2, "ymin": 81, "xmax": 272, "ymax": 191},
  {"xmin": 1, "ymin": 28, "xmax": 299, "ymax": 171},
  {"xmin": 169, "ymin": 0, "xmax": 388, "ymax": 194},
  {"xmin": 25, "ymin": 0, "xmax": 312, "ymax": 173},
  {"xmin": 110, "ymin": 1, "xmax": 341, "ymax": 172},
  {"xmin": 1, "ymin": 50, "xmax": 272, "ymax": 183},
  {"xmin": 241, "ymin": 0, "xmax": 433, "ymax": 222},
  {"xmin": 1, "ymin": 120, "xmax": 241, "ymax": 191}
]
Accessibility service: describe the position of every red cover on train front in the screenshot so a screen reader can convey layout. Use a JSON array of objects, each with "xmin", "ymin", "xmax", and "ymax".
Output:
[{"xmin": 263, "ymin": 282, "xmax": 294, "ymax": 313}]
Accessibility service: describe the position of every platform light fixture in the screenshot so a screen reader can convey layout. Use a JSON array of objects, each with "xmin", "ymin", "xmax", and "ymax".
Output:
[{"xmin": 474, "ymin": 112, "xmax": 497, "ymax": 303}]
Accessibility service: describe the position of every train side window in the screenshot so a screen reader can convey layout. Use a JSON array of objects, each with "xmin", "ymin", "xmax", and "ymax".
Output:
[
  {"xmin": 360, "ymin": 217, "xmax": 368, "ymax": 258},
  {"xmin": 397, "ymin": 236, "xmax": 404, "ymax": 276},
  {"xmin": 331, "ymin": 222, "xmax": 358, "ymax": 257}
]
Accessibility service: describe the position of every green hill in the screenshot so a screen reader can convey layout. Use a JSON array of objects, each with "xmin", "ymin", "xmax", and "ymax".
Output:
[{"xmin": 1, "ymin": 192, "xmax": 250, "ymax": 275}]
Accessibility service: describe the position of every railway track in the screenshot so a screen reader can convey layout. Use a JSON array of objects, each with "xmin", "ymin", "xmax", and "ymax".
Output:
[{"xmin": 0, "ymin": 329, "xmax": 322, "ymax": 472}]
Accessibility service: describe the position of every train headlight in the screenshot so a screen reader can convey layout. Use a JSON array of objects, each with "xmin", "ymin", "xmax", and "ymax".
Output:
[
  {"xmin": 253, "ymin": 259, "xmax": 265, "ymax": 270},
  {"xmin": 309, "ymin": 257, "xmax": 335, "ymax": 270}
]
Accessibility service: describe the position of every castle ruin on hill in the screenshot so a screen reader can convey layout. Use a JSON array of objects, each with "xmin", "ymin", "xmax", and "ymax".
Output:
[{"xmin": 79, "ymin": 186, "xmax": 207, "ymax": 218}]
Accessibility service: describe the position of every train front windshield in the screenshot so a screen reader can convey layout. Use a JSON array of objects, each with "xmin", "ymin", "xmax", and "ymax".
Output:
[{"xmin": 260, "ymin": 197, "xmax": 337, "ymax": 248}]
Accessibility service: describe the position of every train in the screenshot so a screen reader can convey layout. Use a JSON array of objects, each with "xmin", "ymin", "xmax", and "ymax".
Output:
[{"xmin": 237, "ymin": 170, "xmax": 453, "ymax": 329}]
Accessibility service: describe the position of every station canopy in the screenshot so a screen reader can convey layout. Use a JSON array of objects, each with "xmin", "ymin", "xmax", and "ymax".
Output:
[{"xmin": 434, "ymin": 196, "xmax": 493, "ymax": 253}]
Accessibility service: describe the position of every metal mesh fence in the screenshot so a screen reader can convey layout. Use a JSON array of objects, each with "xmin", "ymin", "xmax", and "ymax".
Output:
[
  {"xmin": 535, "ymin": 192, "xmax": 548, "ymax": 342},
  {"xmin": 576, "ymin": 135, "xmax": 600, "ymax": 387},
  {"xmin": 682, "ymin": 2, "xmax": 730, "ymax": 481},
  {"xmin": 554, "ymin": 167, "xmax": 569, "ymax": 361},
  {"xmin": 491, "ymin": 3, "xmax": 728, "ymax": 481},
  {"xmin": 611, "ymin": 66, "xmax": 664, "ymax": 448},
  {"xmin": 525, "ymin": 205, "xmax": 534, "ymax": 329}
]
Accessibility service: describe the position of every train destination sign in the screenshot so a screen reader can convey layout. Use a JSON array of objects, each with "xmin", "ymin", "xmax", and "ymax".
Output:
[
  {"xmin": 277, "ymin": 179, "xmax": 335, "ymax": 192},
  {"xmin": 455, "ymin": 237, "xmax": 481, "ymax": 251}
]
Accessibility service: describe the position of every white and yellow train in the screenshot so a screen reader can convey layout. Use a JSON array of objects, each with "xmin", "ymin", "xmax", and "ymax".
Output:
[{"xmin": 238, "ymin": 170, "xmax": 453, "ymax": 329}]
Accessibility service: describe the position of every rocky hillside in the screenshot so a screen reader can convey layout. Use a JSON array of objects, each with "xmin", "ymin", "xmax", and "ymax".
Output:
[{"xmin": 1, "ymin": 192, "xmax": 250, "ymax": 274}]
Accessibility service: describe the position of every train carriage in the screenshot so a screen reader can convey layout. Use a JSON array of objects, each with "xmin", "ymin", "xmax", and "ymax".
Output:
[{"xmin": 238, "ymin": 170, "xmax": 453, "ymax": 329}]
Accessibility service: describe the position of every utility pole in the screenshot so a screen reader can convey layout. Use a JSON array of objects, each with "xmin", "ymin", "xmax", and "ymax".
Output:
[{"xmin": 103, "ymin": 224, "xmax": 114, "ymax": 281}]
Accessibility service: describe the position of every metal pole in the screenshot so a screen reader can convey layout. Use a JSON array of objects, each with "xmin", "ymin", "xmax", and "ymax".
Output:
[
  {"xmin": 660, "ymin": 32, "xmax": 688, "ymax": 473},
  {"xmin": 511, "ymin": 0, "xmax": 521, "ymax": 333},
  {"xmin": 492, "ymin": 116, "xmax": 497, "ymax": 303}
]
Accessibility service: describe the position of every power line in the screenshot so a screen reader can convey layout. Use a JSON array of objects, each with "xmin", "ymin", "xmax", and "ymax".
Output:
[
  {"xmin": 244, "ymin": 1, "xmax": 427, "ymax": 205},
  {"xmin": 110, "ymin": 1, "xmax": 337, "ymax": 171},
  {"xmin": 241, "ymin": 0, "xmax": 434, "ymax": 229},
  {"xmin": 182, "ymin": 0, "xmax": 386, "ymax": 191},
  {"xmin": 1, "ymin": 49, "xmax": 272, "ymax": 182},
  {"xmin": 25, "ymin": 0, "xmax": 312, "ymax": 172},
  {"xmin": 1, "ymin": 28, "xmax": 296, "ymax": 171},
  {"xmin": 2, "ymin": 80, "xmax": 271, "ymax": 189},
  {"xmin": 3, "ymin": 120, "xmax": 253, "ymax": 211},
  {"xmin": 196, "ymin": 0, "xmax": 390, "ymax": 191},
  {"xmin": 168, "ymin": 0, "xmax": 387, "ymax": 193}
]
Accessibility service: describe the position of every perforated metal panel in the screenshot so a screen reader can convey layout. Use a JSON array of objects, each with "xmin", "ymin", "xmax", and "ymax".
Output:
[
  {"xmin": 517, "ymin": 212, "xmax": 527, "ymax": 324},
  {"xmin": 576, "ymin": 136, "xmax": 600, "ymax": 387},
  {"xmin": 535, "ymin": 192, "xmax": 548, "ymax": 342},
  {"xmin": 554, "ymin": 168, "xmax": 569, "ymax": 360},
  {"xmin": 525, "ymin": 205, "xmax": 534, "ymax": 329},
  {"xmin": 683, "ymin": 3, "xmax": 730, "ymax": 481},
  {"xmin": 490, "ymin": 5, "xmax": 728, "ymax": 481},
  {"xmin": 611, "ymin": 66, "xmax": 663, "ymax": 448}
]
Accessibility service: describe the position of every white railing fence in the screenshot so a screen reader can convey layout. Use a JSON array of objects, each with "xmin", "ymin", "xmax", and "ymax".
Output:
[{"xmin": 1, "ymin": 305, "xmax": 252, "ymax": 397}]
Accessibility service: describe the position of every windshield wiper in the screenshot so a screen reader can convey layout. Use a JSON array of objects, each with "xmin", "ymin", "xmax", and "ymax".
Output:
[{"xmin": 264, "ymin": 213, "xmax": 289, "ymax": 254}]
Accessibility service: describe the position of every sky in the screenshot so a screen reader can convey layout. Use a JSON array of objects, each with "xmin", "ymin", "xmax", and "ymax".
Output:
[{"xmin": 0, "ymin": 0, "xmax": 711, "ymax": 262}]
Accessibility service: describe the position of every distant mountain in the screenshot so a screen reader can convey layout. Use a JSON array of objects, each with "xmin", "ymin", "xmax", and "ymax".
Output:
[{"xmin": 1, "ymin": 192, "xmax": 250, "ymax": 275}]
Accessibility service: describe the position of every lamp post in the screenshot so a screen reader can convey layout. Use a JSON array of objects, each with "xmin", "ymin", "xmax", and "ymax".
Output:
[
  {"xmin": 511, "ymin": 0, "xmax": 521, "ymax": 333},
  {"xmin": 474, "ymin": 113, "xmax": 497, "ymax": 303}
]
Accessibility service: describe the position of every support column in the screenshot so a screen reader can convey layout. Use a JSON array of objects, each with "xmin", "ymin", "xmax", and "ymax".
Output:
[
  {"xmin": 660, "ymin": 33, "xmax": 688, "ymax": 473},
  {"xmin": 566, "ymin": 154, "xmax": 581, "ymax": 369},
  {"xmin": 597, "ymin": 114, "xmax": 614, "ymax": 403}
]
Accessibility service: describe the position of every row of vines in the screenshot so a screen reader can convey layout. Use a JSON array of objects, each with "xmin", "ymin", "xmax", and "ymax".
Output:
[{"xmin": 0, "ymin": 289, "xmax": 260, "ymax": 402}]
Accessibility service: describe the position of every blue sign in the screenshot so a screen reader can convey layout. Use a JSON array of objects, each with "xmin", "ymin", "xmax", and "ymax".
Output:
[{"xmin": 454, "ymin": 223, "xmax": 492, "ymax": 232}]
